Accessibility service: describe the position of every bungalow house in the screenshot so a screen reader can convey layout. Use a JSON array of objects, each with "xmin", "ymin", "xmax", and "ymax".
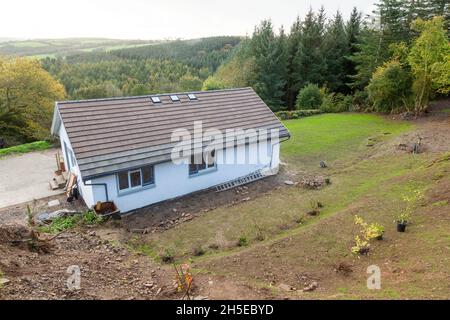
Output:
[{"xmin": 51, "ymin": 87, "xmax": 290, "ymax": 213}]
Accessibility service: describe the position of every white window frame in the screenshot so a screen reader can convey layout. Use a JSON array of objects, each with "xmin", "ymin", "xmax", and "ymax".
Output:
[{"xmin": 117, "ymin": 166, "xmax": 155, "ymax": 194}]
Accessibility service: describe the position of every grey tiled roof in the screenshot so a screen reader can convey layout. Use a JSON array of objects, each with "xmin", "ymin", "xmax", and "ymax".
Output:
[{"xmin": 56, "ymin": 87, "xmax": 290, "ymax": 180}]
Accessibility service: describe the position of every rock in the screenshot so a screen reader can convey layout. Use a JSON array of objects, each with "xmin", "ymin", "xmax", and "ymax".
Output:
[
  {"xmin": 303, "ymin": 281, "xmax": 318, "ymax": 292},
  {"xmin": 284, "ymin": 180, "xmax": 294, "ymax": 185},
  {"xmin": 278, "ymin": 283, "xmax": 293, "ymax": 291},
  {"xmin": 36, "ymin": 209, "xmax": 80, "ymax": 224},
  {"xmin": 48, "ymin": 199, "xmax": 61, "ymax": 207},
  {"xmin": 0, "ymin": 278, "xmax": 10, "ymax": 286},
  {"xmin": 319, "ymin": 161, "xmax": 327, "ymax": 168},
  {"xmin": 242, "ymin": 197, "xmax": 251, "ymax": 201}
]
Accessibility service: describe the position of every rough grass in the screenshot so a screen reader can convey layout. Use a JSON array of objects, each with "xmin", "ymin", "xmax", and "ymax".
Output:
[{"xmin": 0, "ymin": 141, "xmax": 53, "ymax": 158}]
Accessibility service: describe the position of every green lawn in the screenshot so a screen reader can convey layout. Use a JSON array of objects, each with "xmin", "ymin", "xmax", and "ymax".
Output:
[
  {"xmin": 0, "ymin": 140, "xmax": 53, "ymax": 158},
  {"xmin": 282, "ymin": 113, "xmax": 412, "ymax": 169}
]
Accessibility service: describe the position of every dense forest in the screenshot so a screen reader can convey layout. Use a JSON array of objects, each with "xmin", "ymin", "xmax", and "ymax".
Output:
[
  {"xmin": 41, "ymin": 36, "xmax": 242, "ymax": 99},
  {"xmin": 0, "ymin": 0, "xmax": 449, "ymax": 146}
]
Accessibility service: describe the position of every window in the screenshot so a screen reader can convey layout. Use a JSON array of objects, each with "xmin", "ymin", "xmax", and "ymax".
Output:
[
  {"xmin": 151, "ymin": 96, "xmax": 161, "ymax": 103},
  {"xmin": 142, "ymin": 166, "xmax": 154, "ymax": 185},
  {"xmin": 130, "ymin": 170, "xmax": 141, "ymax": 188},
  {"xmin": 170, "ymin": 95, "xmax": 180, "ymax": 102},
  {"xmin": 189, "ymin": 150, "xmax": 216, "ymax": 176},
  {"xmin": 117, "ymin": 165, "xmax": 155, "ymax": 192},
  {"xmin": 118, "ymin": 172, "xmax": 129, "ymax": 190},
  {"xmin": 187, "ymin": 93, "xmax": 197, "ymax": 100}
]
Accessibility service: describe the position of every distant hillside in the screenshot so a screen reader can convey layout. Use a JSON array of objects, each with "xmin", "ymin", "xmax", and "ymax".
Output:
[{"xmin": 0, "ymin": 38, "xmax": 158, "ymax": 58}]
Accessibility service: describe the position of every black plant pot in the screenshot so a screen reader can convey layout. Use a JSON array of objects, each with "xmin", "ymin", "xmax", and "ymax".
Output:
[{"xmin": 397, "ymin": 221, "xmax": 407, "ymax": 232}]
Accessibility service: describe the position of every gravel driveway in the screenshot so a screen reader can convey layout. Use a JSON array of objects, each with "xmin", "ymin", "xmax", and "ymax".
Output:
[{"xmin": 0, "ymin": 149, "xmax": 63, "ymax": 209}]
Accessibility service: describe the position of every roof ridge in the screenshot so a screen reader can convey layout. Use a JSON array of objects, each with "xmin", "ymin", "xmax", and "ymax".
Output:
[{"xmin": 57, "ymin": 87, "xmax": 253, "ymax": 105}]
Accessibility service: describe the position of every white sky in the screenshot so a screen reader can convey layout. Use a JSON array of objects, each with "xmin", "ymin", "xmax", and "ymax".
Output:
[{"xmin": 1, "ymin": 0, "xmax": 375, "ymax": 40}]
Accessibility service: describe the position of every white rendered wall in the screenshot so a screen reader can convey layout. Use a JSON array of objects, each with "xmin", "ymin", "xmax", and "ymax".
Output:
[
  {"xmin": 90, "ymin": 142, "xmax": 280, "ymax": 213},
  {"xmin": 59, "ymin": 123, "xmax": 95, "ymax": 207}
]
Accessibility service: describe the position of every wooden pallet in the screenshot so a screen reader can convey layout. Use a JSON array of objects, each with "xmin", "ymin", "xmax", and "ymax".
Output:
[{"xmin": 215, "ymin": 170, "xmax": 264, "ymax": 192}]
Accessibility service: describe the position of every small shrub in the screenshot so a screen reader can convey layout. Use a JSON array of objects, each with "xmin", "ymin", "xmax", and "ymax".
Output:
[
  {"xmin": 352, "ymin": 90, "xmax": 369, "ymax": 111},
  {"xmin": 82, "ymin": 211, "xmax": 103, "ymax": 225},
  {"xmin": 307, "ymin": 199, "xmax": 322, "ymax": 216},
  {"xmin": 320, "ymin": 91, "xmax": 352, "ymax": 113},
  {"xmin": 161, "ymin": 248, "xmax": 175, "ymax": 263},
  {"xmin": 252, "ymin": 219, "xmax": 265, "ymax": 241},
  {"xmin": 192, "ymin": 246, "xmax": 205, "ymax": 256},
  {"xmin": 294, "ymin": 216, "xmax": 305, "ymax": 224},
  {"xmin": 174, "ymin": 263, "xmax": 194, "ymax": 299},
  {"xmin": 238, "ymin": 236, "xmax": 248, "ymax": 247},
  {"xmin": 39, "ymin": 215, "xmax": 82, "ymax": 234},
  {"xmin": 275, "ymin": 109, "xmax": 322, "ymax": 120},
  {"xmin": 354, "ymin": 215, "xmax": 385, "ymax": 240},
  {"xmin": 208, "ymin": 243, "xmax": 219, "ymax": 250},
  {"xmin": 296, "ymin": 83, "xmax": 323, "ymax": 110},
  {"xmin": 351, "ymin": 235, "xmax": 370, "ymax": 255}
]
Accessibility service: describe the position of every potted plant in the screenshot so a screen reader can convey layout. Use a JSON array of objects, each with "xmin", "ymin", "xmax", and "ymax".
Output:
[
  {"xmin": 396, "ymin": 189, "xmax": 422, "ymax": 232},
  {"xmin": 396, "ymin": 211, "xmax": 409, "ymax": 232}
]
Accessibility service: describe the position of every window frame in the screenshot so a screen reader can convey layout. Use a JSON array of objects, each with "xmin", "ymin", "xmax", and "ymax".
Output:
[
  {"xmin": 188, "ymin": 150, "xmax": 217, "ymax": 177},
  {"xmin": 170, "ymin": 95, "xmax": 180, "ymax": 102},
  {"xmin": 116, "ymin": 165, "xmax": 155, "ymax": 195}
]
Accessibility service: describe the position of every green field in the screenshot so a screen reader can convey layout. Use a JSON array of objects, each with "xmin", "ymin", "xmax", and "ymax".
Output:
[{"xmin": 0, "ymin": 38, "xmax": 156, "ymax": 58}]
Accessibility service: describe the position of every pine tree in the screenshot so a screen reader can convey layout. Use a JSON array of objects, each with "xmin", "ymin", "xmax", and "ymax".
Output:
[
  {"xmin": 251, "ymin": 20, "xmax": 287, "ymax": 109},
  {"xmin": 345, "ymin": 7, "xmax": 363, "ymax": 92},
  {"xmin": 286, "ymin": 16, "xmax": 302, "ymax": 109},
  {"xmin": 323, "ymin": 11, "xmax": 350, "ymax": 93},
  {"xmin": 293, "ymin": 7, "xmax": 327, "ymax": 90}
]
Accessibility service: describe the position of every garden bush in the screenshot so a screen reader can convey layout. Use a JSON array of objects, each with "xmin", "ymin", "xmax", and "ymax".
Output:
[
  {"xmin": 367, "ymin": 60, "xmax": 413, "ymax": 113},
  {"xmin": 275, "ymin": 109, "xmax": 322, "ymax": 120},
  {"xmin": 295, "ymin": 83, "xmax": 323, "ymax": 110}
]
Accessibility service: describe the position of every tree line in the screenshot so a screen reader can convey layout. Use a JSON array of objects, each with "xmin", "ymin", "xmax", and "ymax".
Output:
[{"xmin": 204, "ymin": 0, "xmax": 449, "ymax": 113}]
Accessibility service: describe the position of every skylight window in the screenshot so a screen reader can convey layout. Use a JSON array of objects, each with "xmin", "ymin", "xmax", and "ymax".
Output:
[
  {"xmin": 170, "ymin": 95, "xmax": 180, "ymax": 102},
  {"xmin": 188, "ymin": 93, "xmax": 197, "ymax": 100},
  {"xmin": 151, "ymin": 96, "xmax": 161, "ymax": 103}
]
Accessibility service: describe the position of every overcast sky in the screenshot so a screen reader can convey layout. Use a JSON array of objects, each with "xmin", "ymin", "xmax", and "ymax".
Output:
[{"xmin": 1, "ymin": 0, "xmax": 375, "ymax": 40}]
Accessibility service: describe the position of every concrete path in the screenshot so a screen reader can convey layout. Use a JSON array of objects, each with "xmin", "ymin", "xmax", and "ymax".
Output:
[{"xmin": 0, "ymin": 148, "xmax": 63, "ymax": 208}]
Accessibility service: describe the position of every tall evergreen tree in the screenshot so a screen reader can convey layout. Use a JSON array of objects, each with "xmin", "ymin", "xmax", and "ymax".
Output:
[
  {"xmin": 323, "ymin": 11, "xmax": 349, "ymax": 93},
  {"xmin": 293, "ymin": 7, "xmax": 327, "ymax": 90},
  {"xmin": 250, "ymin": 20, "xmax": 287, "ymax": 109},
  {"xmin": 286, "ymin": 16, "xmax": 302, "ymax": 108},
  {"xmin": 345, "ymin": 7, "xmax": 363, "ymax": 92}
]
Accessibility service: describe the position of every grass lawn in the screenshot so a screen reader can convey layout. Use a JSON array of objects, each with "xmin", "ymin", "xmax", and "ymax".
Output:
[
  {"xmin": 281, "ymin": 113, "xmax": 411, "ymax": 169},
  {"xmin": 0, "ymin": 141, "xmax": 53, "ymax": 158}
]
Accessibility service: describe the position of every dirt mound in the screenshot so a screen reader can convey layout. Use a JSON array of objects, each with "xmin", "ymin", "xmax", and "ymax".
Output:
[{"xmin": 0, "ymin": 224, "xmax": 30, "ymax": 245}]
